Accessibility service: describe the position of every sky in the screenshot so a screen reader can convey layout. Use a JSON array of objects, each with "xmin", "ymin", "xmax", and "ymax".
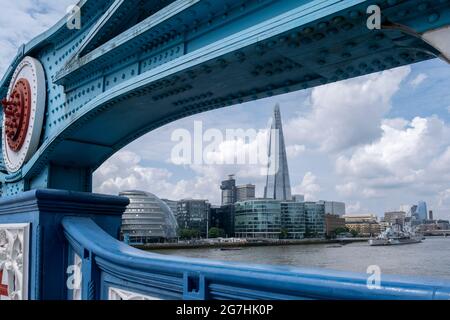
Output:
[{"xmin": 2, "ymin": 1, "xmax": 450, "ymax": 220}]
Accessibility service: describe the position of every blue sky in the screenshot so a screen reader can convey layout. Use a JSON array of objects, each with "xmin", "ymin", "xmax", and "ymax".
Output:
[{"xmin": 2, "ymin": 1, "xmax": 450, "ymax": 220}]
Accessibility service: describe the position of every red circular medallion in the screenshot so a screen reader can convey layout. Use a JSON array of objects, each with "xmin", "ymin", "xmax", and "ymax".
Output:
[{"xmin": 1, "ymin": 78, "xmax": 31, "ymax": 152}]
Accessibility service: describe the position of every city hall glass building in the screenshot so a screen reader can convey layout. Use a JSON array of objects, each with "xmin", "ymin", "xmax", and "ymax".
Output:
[{"xmin": 119, "ymin": 191, "xmax": 178, "ymax": 244}]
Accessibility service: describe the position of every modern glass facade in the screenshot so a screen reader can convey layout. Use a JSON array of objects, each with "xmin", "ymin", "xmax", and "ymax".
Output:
[
  {"xmin": 221, "ymin": 175, "xmax": 236, "ymax": 205},
  {"xmin": 235, "ymin": 200, "xmax": 281, "ymax": 239},
  {"xmin": 304, "ymin": 202, "xmax": 325, "ymax": 238},
  {"xmin": 416, "ymin": 201, "xmax": 428, "ymax": 221},
  {"xmin": 281, "ymin": 201, "xmax": 306, "ymax": 239},
  {"xmin": 119, "ymin": 191, "xmax": 178, "ymax": 244},
  {"xmin": 176, "ymin": 199, "xmax": 210, "ymax": 236},
  {"xmin": 235, "ymin": 200, "xmax": 321, "ymax": 239},
  {"xmin": 210, "ymin": 204, "xmax": 235, "ymax": 237}
]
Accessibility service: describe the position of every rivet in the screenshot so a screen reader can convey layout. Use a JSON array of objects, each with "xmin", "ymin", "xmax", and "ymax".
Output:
[
  {"xmin": 428, "ymin": 13, "xmax": 440, "ymax": 23},
  {"xmin": 418, "ymin": 2, "xmax": 428, "ymax": 11},
  {"xmin": 349, "ymin": 11, "xmax": 360, "ymax": 19},
  {"xmin": 318, "ymin": 22, "xmax": 328, "ymax": 29},
  {"xmin": 313, "ymin": 33, "xmax": 325, "ymax": 40}
]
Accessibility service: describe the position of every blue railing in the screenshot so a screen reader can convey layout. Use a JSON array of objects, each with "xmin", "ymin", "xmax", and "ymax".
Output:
[{"xmin": 62, "ymin": 217, "xmax": 450, "ymax": 300}]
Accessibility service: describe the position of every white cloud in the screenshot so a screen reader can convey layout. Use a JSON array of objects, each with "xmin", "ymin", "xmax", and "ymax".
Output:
[
  {"xmin": 335, "ymin": 116, "xmax": 450, "ymax": 199},
  {"xmin": 409, "ymin": 73, "xmax": 428, "ymax": 87},
  {"xmin": 286, "ymin": 144, "xmax": 306, "ymax": 158},
  {"xmin": 0, "ymin": 0, "xmax": 75, "ymax": 75},
  {"xmin": 292, "ymin": 172, "xmax": 321, "ymax": 201},
  {"xmin": 346, "ymin": 202, "xmax": 361, "ymax": 214},
  {"xmin": 285, "ymin": 66, "xmax": 411, "ymax": 152},
  {"xmin": 94, "ymin": 150, "xmax": 226, "ymax": 202}
]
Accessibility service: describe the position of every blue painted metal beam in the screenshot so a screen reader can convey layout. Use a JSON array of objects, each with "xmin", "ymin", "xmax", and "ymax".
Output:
[{"xmin": 0, "ymin": 0, "xmax": 450, "ymax": 195}]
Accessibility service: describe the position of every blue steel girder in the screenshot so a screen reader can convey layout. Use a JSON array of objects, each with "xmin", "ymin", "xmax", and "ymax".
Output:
[{"xmin": 0, "ymin": 0, "xmax": 450, "ymax": 195}]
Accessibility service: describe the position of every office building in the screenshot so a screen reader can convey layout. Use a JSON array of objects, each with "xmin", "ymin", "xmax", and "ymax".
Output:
[
  {"xmin": 235, "ymin": 198, "xmax": 326, "ymax": 239},
  {"xmin": 236, "ymin": 184, "xmax": 256, "ymax": 202},
  {"xmin": 384, "ymin": 211, "xmax": 407, "ymax": 226},
  {"xmin": 292, "ymin": 194, "xmax": 305, "ymax": 202},
  {"xmin": 429, "ymin": 210, "xmax": 434, "ymax": 221},
  {"xmin": 379, "ymin": 220, "xmax": 390, "ymax": 233},
  {"xmin": 209, "ymin": 204, "xmax": 235, "ymax": 237},
  {"xmin": 177, "ymin": 199, "xmax": 210, "ymax": 236},
  {"xmin": 221, "ymin": 175, "xmax": 236, "ymax": 205},
  {"xmin": 416, "ymin": 201, "xmax": 428, "ymax": 221},
  {"xmin": 325, "ymin": 214, "xmax": 346, "ymax": 238},
  {"xmin": 119, "ymin": 191, "xmax": 178, "ymax": 244},
  {"xmin": 235, "ymin": 199, "xmax": 282, "ymax": 239},
  {"xmin": 304, "ymin": 202, "xmax": 326, "ymax": 238},
  {"xmin": 343, "ymin": 214, "xmax": 380, "ymax": 237},
  {"xmin": 264, "ymin": 105, "xmax": 292, "ymax": 201},
  {"xmin": 318, "ymin": 201, "xmax": 346, "ymax": 216},
  {"xmin": 281, "ymin": 201, "xmax": 306, "ymax": 239},
  {"xmin": 220, "ymin": 175, "xmax": 255, "ymax": 204}
]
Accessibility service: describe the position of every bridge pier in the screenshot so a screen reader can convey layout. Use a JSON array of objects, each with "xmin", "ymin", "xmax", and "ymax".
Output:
[{"xmin": 0, "ymin": 190, "xmax": 128, "ymax": 300}]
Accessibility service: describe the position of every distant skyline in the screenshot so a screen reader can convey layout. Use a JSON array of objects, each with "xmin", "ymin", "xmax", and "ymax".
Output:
[{"xmin": 2, "ymin": 1, "xmax": 450, "ymax": 220}]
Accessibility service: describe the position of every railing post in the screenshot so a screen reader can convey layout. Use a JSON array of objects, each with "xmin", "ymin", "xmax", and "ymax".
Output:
[
  {"xmin": 183, "ymin": 273, "xmax": 208, "ymax": 300},
  {"xmin": 0, "ymin": 189, "xmax": 129, "ymax": 300},
  {"xmin": 80, "ymin": 250, "xmax": 100, "ymax": 300}
]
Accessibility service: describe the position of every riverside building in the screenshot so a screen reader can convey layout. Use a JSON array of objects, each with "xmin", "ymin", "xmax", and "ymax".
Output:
[
  {"xmin": 119, "ymin": 191, "xmax": 178, "ymax": 244},
  {"xmin": 234, "ymin": 199, "xmax": 324, "ymax": 239}
]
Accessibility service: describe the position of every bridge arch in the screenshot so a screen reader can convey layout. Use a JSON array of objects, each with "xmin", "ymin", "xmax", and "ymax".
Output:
[{"xmin": 0, "ymin": 0, "xmax": 449, "ymax": 196}]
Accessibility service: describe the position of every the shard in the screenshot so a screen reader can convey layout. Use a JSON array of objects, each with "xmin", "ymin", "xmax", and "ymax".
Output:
[{"xmin": 264, "ymin": 104, "xmax": 292, "ymax": 201}]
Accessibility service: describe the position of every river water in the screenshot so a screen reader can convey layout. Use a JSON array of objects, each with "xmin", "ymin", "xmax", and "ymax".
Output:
[{"xmin": 153, "ymin": 237, "xmax": 450, "ymax": 280}]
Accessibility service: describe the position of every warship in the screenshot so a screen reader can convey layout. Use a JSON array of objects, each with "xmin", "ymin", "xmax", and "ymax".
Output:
[{"xmin": 369, "ymin": 225, "xmax": 422, "ymax": 246}]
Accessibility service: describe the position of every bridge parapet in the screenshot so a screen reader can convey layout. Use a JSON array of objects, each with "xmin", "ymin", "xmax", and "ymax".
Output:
[
  {"xmin": 1, "ymin": 189, "xmax": 450, "ymax": 300},
  {"xmin": 62, "ymin": 210, "xmax": 450, "ymax": 300}
]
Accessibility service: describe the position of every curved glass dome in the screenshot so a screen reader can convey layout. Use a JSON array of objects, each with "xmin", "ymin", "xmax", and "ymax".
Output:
[{"xmin": 119, "ymin": 190, "xmax": 178, "ymax": 243}]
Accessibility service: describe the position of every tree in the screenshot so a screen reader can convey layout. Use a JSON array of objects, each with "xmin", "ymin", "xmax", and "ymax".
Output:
[
  {"xmin": 208, "ymin": 227, "xmax": 225, "ymax": 239},
  {"xmin": 334, "ymin": 227, "xmax": 349, "ymax": 235},
  {"xmin": 280, "ymin": 228, "xmax": 289, "ymax": 239},
  {"xmin": 179, "ymin": 228, "xmax": 201, "ymax": 240},
  {"xmin": 350, "ymin": 229, "xmax": 359, "ymax": 237}
]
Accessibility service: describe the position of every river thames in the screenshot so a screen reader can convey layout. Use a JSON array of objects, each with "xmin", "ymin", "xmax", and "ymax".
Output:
[{"xmin": 153, "ymin": 237, "xmax": 450, "ymax": 280}]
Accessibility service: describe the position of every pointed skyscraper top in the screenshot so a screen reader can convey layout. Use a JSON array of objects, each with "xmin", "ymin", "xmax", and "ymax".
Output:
[{"xmin": 264, "ymin": 104, "xmax": 292, "ymax": 201}]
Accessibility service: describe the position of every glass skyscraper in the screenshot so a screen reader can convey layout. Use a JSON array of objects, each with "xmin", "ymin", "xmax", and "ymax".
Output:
[
  {"xmin": 264, "ymin": 104, "xmax": 292, "ymax": 201},
  {"xmin": 416, "ymin": 201, "xmax": 428, "ymax": 221}
]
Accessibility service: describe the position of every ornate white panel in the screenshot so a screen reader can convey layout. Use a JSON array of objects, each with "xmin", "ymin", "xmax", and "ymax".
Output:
[
  {"xmin": 108, "ymin": 287, "xmax": 161, "ymax": 300},
  {"xmin": 0, "ymin": 223, "xmax": 30, "ymax": 300}
]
